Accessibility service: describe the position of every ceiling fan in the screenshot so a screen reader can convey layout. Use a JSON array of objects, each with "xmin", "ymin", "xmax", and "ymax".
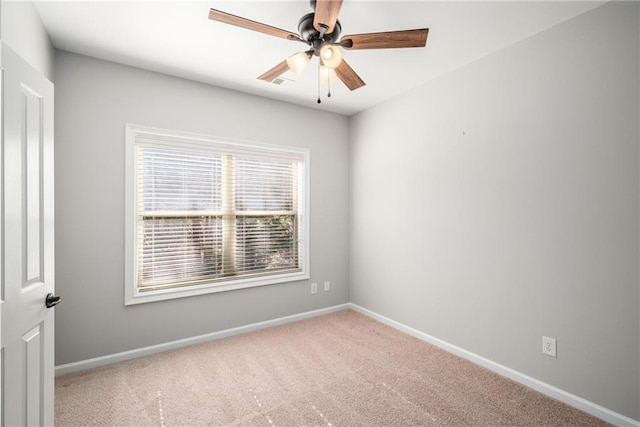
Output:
[{"xmin": 208, "ymin": 0, "xmax": 429, "ymax": 102}]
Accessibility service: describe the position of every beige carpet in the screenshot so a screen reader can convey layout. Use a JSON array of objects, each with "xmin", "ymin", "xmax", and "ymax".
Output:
[{"xmin": 56, "ymin": 309, "xmax": 609, "ymax": 426}]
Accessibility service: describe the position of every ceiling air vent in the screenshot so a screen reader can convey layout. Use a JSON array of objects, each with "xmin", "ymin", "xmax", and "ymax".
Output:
[{"xmin": 270, "ymin": 77, "xmax": 294, "ymax": 86}]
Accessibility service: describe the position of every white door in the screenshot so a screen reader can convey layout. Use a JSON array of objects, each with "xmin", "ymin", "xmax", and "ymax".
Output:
[{"xmin": 0, "ymin": 43, "xmax": 56, "ymax": 426}]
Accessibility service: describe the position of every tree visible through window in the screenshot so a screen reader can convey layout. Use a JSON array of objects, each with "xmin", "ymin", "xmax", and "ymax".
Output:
[{"xmin": 125, "ymin": 125, "xmax": 308, "ymax": 304}]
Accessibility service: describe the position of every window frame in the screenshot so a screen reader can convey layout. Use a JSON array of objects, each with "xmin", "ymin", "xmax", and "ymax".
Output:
[{"xmin": 124, "ymin": 124, "xmax": 310, "ymax": 305}]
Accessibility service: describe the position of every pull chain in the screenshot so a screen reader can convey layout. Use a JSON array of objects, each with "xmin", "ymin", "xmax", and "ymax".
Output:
[
  {"xmin": 317, "ymin": 62, "xmax": 321, "ymax": 104},
  {"xmin": 327, "ymin": 67, "xmax": 332, "ymax": 98}
]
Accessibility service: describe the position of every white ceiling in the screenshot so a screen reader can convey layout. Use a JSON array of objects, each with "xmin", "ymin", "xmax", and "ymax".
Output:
[{"xmin": 33, "ymin": 0, "xmax": 606, "ymax": 116}]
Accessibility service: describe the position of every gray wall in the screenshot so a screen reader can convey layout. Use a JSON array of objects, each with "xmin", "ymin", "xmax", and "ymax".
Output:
[
  {"xmin": 349, "ymin": 2, "xmax": 639, "ymax": 421},
  {"xmin": 0, "ymin": 0, "xmax": 54, "ymax": 80},
  {"xmin": 54, "ymin": 51, "xmax": 350, "ymax": 365}
]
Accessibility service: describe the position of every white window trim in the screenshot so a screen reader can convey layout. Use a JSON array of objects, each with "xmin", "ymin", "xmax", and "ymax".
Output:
[{"xmin": 124, "ymin": 124, "xmax": 310, "ymax": 305}]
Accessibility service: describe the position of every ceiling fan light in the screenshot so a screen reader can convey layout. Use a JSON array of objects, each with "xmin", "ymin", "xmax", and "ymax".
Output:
[
  {"xmin": 319, "ymin": 66, "xmax": 338, "ymax": 83},
  {"xmin": 319, "ymin": 44, "xmax": 343, "ymax": 68},
  {"xmin": 286, "ymin": 51, "xmax": 310, "ymax": 75}
]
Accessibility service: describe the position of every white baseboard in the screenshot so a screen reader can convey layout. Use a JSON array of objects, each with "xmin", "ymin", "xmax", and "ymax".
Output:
[
  {"xmin": 55, "ymin": 303, "xmax": 350, "ymax": 377},
  {"xmin": 347, "ymin": 303, "xmax": 640, "ymax": 427}
]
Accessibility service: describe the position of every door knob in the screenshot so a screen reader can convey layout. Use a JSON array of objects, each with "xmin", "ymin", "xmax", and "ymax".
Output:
[{"xmin": 45, "ymin": 293, "xmax": 61, "ymax": 308}]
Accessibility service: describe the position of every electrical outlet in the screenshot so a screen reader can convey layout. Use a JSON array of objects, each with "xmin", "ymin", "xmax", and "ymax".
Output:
[
  {"xmin": 324, "ymin": 281, "xmax": 330, "ymax": 292},
  {"xmin": 542, "ymin": 336, "xmax": 557, "ymax": 358},
  {"xmin": 311, "ymin": 283, "xmax": 317, "ymax": 294}
]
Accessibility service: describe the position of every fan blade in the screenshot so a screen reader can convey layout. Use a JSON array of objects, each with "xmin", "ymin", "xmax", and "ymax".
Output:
[
  {"xmin": 335, "ymin": 60, "xmax": 365, "ymax": 91},
  {"xmin": 342, "ymin": 28, "xmax": 428, "ymax": 50},
  {"xmin": 313, "ymin": 0, "xmax": 343, "ymax": 34},
  {"xmin": 209, "ymin": 8, "xmax": 301, "ymax": 41},
  {"xmin": 257, "ymin": 60, "xmax": 290, "ymax": 82}
]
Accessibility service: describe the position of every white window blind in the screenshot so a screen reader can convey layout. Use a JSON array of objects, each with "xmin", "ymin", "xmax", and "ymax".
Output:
[{"xmin": 125, "ymin": 125, "xmax": 308, "ymax": 304}]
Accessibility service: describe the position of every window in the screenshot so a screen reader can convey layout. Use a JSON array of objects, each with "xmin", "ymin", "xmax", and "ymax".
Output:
[{"xmin": 125, "ymin": 125, "xmax": 309, "ymax": 304}]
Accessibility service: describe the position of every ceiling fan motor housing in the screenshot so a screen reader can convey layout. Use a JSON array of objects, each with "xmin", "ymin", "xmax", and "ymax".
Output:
[{"xmin": 298, "ymin": 12, "xmax": 342, "ymax": 45}]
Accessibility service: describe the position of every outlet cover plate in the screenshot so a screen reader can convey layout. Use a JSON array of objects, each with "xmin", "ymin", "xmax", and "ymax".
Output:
[{"xmin": 542, "ymin": 336, "xmax": 557, "ymax": 358}]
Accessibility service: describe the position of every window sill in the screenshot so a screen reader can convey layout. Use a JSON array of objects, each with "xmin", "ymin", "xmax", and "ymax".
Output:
[{"xmin": 124, "ymin": 271, "xmax": 309, "ymax": 305}]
